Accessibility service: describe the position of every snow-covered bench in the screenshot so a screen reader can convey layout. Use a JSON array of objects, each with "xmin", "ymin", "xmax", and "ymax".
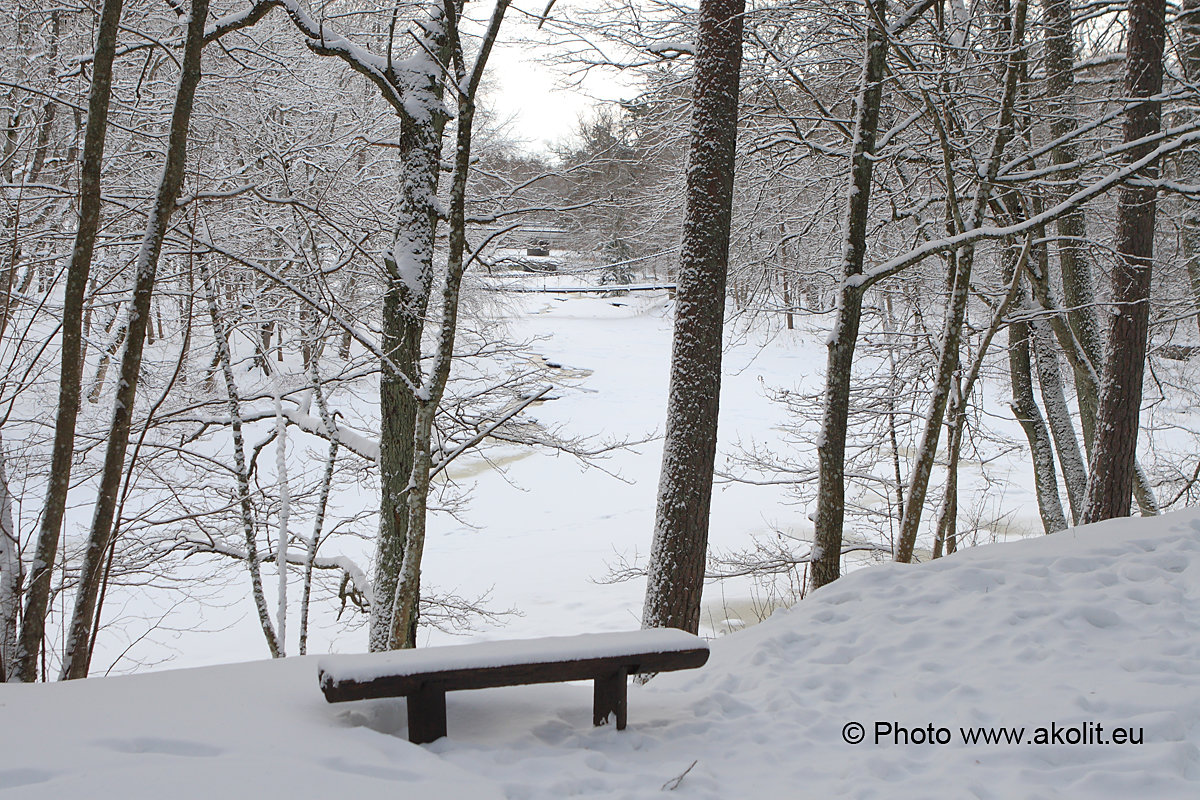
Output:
[{"xmin": 317, "ymin": 629, "xmax": 710, "ymax": 743}]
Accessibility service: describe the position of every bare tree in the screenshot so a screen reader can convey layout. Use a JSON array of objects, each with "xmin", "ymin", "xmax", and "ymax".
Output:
[
  {"xmin": 13, "ymin": 0, "xmax": 124, "ymax": 683},
  {"xmin": 59, "ymin": 0, "xmax": 213, "ymax": 680},
  {"xmin": 810, "ymin": 0, "xmax": 889, "ymax": 590},
  {"xmin": 894, "ymin": 0, "xmax": 1028, "ymax": 564}
]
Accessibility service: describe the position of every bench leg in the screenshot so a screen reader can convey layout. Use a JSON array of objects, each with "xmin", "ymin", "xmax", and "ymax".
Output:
[
  {"xmin": 407, "ymin": 684, "xmax": 447, "ymax": 744},
  {"xmin": 593, "ymin": 668, "xmax": 628, "ymax": 730}
]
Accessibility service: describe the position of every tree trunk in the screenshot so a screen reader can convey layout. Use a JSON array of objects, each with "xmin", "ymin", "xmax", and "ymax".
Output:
[
  {"xmin": 15, "ymin": 0, "xmax": 125, "ymax": 683},
  {"xmin": 931, "ymin": 377, "xmax": 962, "ymax": 559},
  {"xmin": 0, "ymin": 434, "xmax": 19, "ymax": 682},
  {"xmin": 894, "ymin": 0, "xmax": 1026, "ymax": 563},
  {"xmin": 1177, "ymin": 0, "xmax": 1200, "ymax": 337},
  {"xmin": 368, "ymin": 119, "xmax": 443, "ymax": 653},
  {"xmin": 299, "ymin": 357, "xmax": 338, "ymax": 656},
  {"xmin": 200, "ymin": 260, "xmax": 280, "ymax": 658},
  {"xmin": 811, "ymin": 0, "xmax": 888, "ymax": 590},
  {"xmin": 642, "ymin": 0, "xmax": 745, "ymax": 632},
  {"xmin": 1024, "ymin": 255, "xmax": 1159, "ymax": 514},
  {"xmin": 1031, "ymin": 316, "xmax": 1086, "ymax": 521},
  {"xmin": 60, "ymin": 0, "xmax": 212, "ymax": 679},
  {"xmin": 1081, "ymin": 0, "xmax": 1166, "ymax": 521},
  {"xmin": 1009, "ymin": 284, "xmax": 1068, "ymax": 534},
  {"xmin": 1041, "ymin": 0, "xmax": 1105, "ymax": 459},
  {"xmin": 387, "ymin": 1, "xmax": 511, "ymax": 645}
]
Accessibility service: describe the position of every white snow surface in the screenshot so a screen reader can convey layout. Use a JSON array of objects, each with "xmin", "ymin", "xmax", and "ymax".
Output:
[
  {"xmin": 320, "ymin": 628, "xmax": 706, "ymax": 682},
  {"xmin": 5, "ymin": 509, "xmax": 1200, "ymax": 798}
]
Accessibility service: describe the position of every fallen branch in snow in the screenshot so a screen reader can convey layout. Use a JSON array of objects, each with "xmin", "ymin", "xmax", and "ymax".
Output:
[{"xmin": 661, "ymin": 760, "xmax": 698, "ymax": 791}]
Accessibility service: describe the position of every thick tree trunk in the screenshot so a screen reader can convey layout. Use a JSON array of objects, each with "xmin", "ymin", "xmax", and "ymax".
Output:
[
  {"xmin": 1024, "ymin": 257, "xmax": 1158, "ymax": 514},
  {"xmin": 60, "ymin": 0, "xmax": 212, "ymax": 679},
  {"xmin": 811, "ymin": 0, "xmax": 887, "ymax": 590},
  {"xmin": 368, "ymin": 118, "xmax": 443, "ymax": 654},
  {"xmin": 642, "ymin": 0, "xmax": 744, "ymax": 632},
  {"xmin": 15, "ymin": 0, "xmax": 125, "ymax": 683},
  {"xmin": 1081, "ymin": 0, "xmax": 1166, "ymax": 521}
]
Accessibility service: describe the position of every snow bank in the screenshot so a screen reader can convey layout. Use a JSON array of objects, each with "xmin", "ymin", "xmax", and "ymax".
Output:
[{"xmin": 4, "ymin": 510, "xmax": 1199, "ymax": 798}]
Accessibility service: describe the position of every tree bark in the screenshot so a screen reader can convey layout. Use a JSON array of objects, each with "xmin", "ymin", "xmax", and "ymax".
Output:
[
  {"xmin": 15, "ymin": 0, "xmax": 125, "ymax": 683},
  {"xmin": 0, "ymin": 434, "xmax": 19, "ymax": 682},
  {"xmin": 368, "ymin": 58, "xmax": 448, "ymax": 654},
  {"xmin": 1081, "ymin": 0, "xmax": 1166, "ymax": 521},
  {"xmin": 811, "ymin": 0, "xmax": 888, "ymax": 590},
  {"xmin": 387, "ymin": 0, "xmax": 512, "ymax": 646},
  {"xmin": 642, "ymin": 0, "xmax": 745, "ymax": 632},
  {"xmin": 1041, "ymin": 0, "xmax": 1104, "ymax": 459},
  {"xmin": 200, "ymin": 260, "xmax": 280, "ymax": 657},
  {"xmin": 1031, "ymin": 316, "xmax": 1086, "ymax": 522},
  {"xmin": 1009, "ymin": 284, "xmax": 1069, "ymax": 534}
]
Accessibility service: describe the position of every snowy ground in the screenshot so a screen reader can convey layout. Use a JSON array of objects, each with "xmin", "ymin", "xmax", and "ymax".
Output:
[
  {"xmin": 5, "ymin": 509, "xmax": 1199, "ymax": 798},
  {"xmin": 81, "ymin": 283, "xmax": 1071, "ymax": 673}
]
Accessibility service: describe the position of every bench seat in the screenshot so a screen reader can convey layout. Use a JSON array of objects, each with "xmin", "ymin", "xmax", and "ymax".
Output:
[{"xmin": 318, "ymin": 629, "xmax": 710, "ymax": 743}]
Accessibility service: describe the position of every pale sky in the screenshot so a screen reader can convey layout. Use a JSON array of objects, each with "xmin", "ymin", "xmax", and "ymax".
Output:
[{"xmin": 480, "ymin": 2, "xmax": 640, "ymax": 155}]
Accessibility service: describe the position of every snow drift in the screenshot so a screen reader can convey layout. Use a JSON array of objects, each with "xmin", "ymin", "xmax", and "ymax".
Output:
[{"xmin": 3, "ymin": 510, "xmax": 1198, "ymax": 798}]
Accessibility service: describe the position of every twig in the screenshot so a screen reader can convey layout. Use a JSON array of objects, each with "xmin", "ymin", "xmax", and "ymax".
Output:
[{"xmin": 661, "ymin": 760, "xmax": 698, "ymax": 791}]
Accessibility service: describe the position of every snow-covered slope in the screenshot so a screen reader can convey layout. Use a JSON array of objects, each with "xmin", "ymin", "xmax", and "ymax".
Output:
[{"xmin": 4, "ymin": 511, "xmax": 1199, "ymax": 798}]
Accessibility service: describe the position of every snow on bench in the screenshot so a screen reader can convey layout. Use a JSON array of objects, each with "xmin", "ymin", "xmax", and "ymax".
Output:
[{"xmin": 318, "ymin": 629, "xmax": 710, "ymax": 743}]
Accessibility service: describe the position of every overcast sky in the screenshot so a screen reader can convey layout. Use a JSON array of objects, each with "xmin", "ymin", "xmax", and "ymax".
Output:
[{"xmin": 479, "ymin": 2, "xmax": 639, "ymax": 154}]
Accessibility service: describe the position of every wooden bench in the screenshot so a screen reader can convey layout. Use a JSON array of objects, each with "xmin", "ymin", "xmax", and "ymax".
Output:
[{"xmin": 317, "ymin": 629, "xmax": 710, "ymax": 744}]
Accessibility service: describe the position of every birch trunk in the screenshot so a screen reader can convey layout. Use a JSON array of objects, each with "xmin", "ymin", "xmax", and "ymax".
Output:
[
  {"xmin": 272, "ymin": 376, "xmax": 290, "ymax": 656},
  {"xmin": 1031, "ymin": 317, "xmax": 1086, "ymax": 521},
  {"xmin": 299, "ymin": 358, "xmax": 338, "ymax": 656},
  {"xmin": 1009, "ymin": 288, "xmax": 1069, "ymax": 534},
  {"xmin": 201, "ymin": 260, "xmax": 280, "ymax": 658}
]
